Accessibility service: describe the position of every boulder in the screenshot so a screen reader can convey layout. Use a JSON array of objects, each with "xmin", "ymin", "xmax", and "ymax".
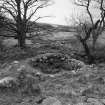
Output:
[
  {"xmin": 0, "ymin": 76, "xmax": 18, "ymax": 92},
  {"xmin": 0, "ymin": 77, "xmax": 17, "ymax": 86}
]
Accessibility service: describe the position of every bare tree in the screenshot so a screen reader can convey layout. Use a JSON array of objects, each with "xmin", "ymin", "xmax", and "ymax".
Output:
[
  {"xmin": 0, "ymin": 0, "xmax": 51, "ymax": 48},
  {"xmin": 75, "ymin": 20, "xmax": 94, "ymax": 64},
  {"xmin": 74, "ymin": 0, "xmax": 105, "ymax": 50}
]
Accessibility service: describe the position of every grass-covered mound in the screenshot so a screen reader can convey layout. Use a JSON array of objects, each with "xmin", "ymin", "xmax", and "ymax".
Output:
[{"xmin": 29, "ymin": 53, "xmax": 85, "ymax": 74}]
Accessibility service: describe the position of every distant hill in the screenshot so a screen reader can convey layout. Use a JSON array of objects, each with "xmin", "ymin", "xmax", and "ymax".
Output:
[
  {"xmin": 0, "ymin": 18, "xmax": 76, "ymax": 38},
  {"xmin": 28, "ymin": 21, "xmax": 76, "ymax": 33}
]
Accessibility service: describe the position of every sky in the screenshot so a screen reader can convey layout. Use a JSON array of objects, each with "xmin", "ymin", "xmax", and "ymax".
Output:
[
  {"xmin": 3, "ymin": 0, "xmax": 100, "ymax": 26},
  {"xmin": 34, "ymin": 0, "xmax": 100, "ymax": 26},
  {"xmin": 35, "ymin": 0, "xmax": 82, "ymax": 25},
  {"xmin": 3, "ymin": 0, "xmax": 81, "ymax": 25}
]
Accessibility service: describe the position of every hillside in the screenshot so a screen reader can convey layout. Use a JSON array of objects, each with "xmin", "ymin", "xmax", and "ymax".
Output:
[{"xmin": 1, "ymin": 18, "xmax": 105, "ymax": 105}]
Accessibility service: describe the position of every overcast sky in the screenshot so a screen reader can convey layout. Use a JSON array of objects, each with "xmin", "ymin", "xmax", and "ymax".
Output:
[
  {"xmin": 32, "ymin": 0, "xmax": 100, "ymax": 25},
  {"xmin": 35, "ymin": 0, "xmax": 82, "ymax": 25}
]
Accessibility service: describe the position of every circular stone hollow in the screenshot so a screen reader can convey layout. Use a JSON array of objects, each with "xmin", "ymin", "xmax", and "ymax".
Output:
[{"xmin": 28, "ymin": 53, "xmax": 70, "ymax": 74}]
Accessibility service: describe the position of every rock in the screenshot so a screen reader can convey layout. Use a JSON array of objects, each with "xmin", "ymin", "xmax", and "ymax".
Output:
[
  {"xmin": 49, "ymin": 75, "xmax": 55, "ymax": 78},
  {"xmin": 0, "ymin": 76, "xmax": 18, "ymax": 91},
  {"xmin": 17, "ymin": 65, "xmax": 26, "ymax": 71},
  {"xmin": 42, "ymin": 97, "xmax": 62, "ymax": 105},
  {"xmin": 12, "ymin": 61, "xmax": 19, "ymax": 64},
  {"xmin": 0, "ymin": 77, "xmax": 17, "ymax": 86},
  {"xmin": 70, "ymin": 59, "xmax": 85, "ymax": 67},
  {"xmin": 68, "ymin": 58, "xmax": 86, "ymax": 72}
]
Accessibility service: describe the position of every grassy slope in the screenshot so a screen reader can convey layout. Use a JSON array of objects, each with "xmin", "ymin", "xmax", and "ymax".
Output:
[{"xmin": 1, "ymin": 24, "xmax": 105, "ymax": 104}]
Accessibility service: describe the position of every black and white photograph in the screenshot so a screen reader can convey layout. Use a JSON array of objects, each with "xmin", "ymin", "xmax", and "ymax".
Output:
[{"xmin": 0, "ymin": 0, "xmax": 105, "ymax": 105}]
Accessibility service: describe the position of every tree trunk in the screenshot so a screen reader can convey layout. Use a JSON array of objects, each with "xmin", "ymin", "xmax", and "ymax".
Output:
[
  {"xmin": 16, "ymin": 18, "xmax": 26, "ymax": 48},
  {"xmin": 17, "ymin": 30, "xmax": 26, "ymax": 48},
  {"xmin": 92, "ymin": 31, "xmax": 99, "ymax": 51},
  {"xmin": 16, "ymin": 1, "xmax": 26, "ymax": 49},
  {"xmin": 81, "ymin": 40, "xmax": 94, "ymax": 64},
  {"xmin": 18, "ymin": 35, "xmax": 26, "ymax": 48},
  {"xmin": 92, "ymin": 39, "xmax": 96, "ymax": 51}
]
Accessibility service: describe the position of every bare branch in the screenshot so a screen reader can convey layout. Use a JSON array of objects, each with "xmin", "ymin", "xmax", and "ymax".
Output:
[
  {"xmin": 86, "ymin": 0, "xmax": 94, "ymax": 25},
  {"xmin": 4, "ymin": 0, "xmax": 17, "ymax": 13},
  {"xmin": 34, "ymin": 16, "xmax": 54, "ymax": 22},
  {"xmin": 0, "ymin": 34, "xmax": 16, "ymax": 37},
  {"xmin": 1, "ymin": 6, "xmax": 16, "ymax": 21},
  {"xmin": 74, "ymin": 0, "xmax": 87, "ymax": 7},
  {"xmin": 75, "ymin": 0, "xmax": 94, "ymax": 25},
  {"xmin": 27, "ymin": 4, "xmax": 44, "ymax": 21}
]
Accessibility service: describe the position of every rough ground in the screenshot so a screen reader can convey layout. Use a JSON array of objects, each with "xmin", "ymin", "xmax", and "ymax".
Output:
[
  {"xmin": 0, "ymin": 56, "xmax": 105, "ymax": 105},
  {"xmin": 0, "ymin": 31, "xmax": 105, "ymax": 105}
]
